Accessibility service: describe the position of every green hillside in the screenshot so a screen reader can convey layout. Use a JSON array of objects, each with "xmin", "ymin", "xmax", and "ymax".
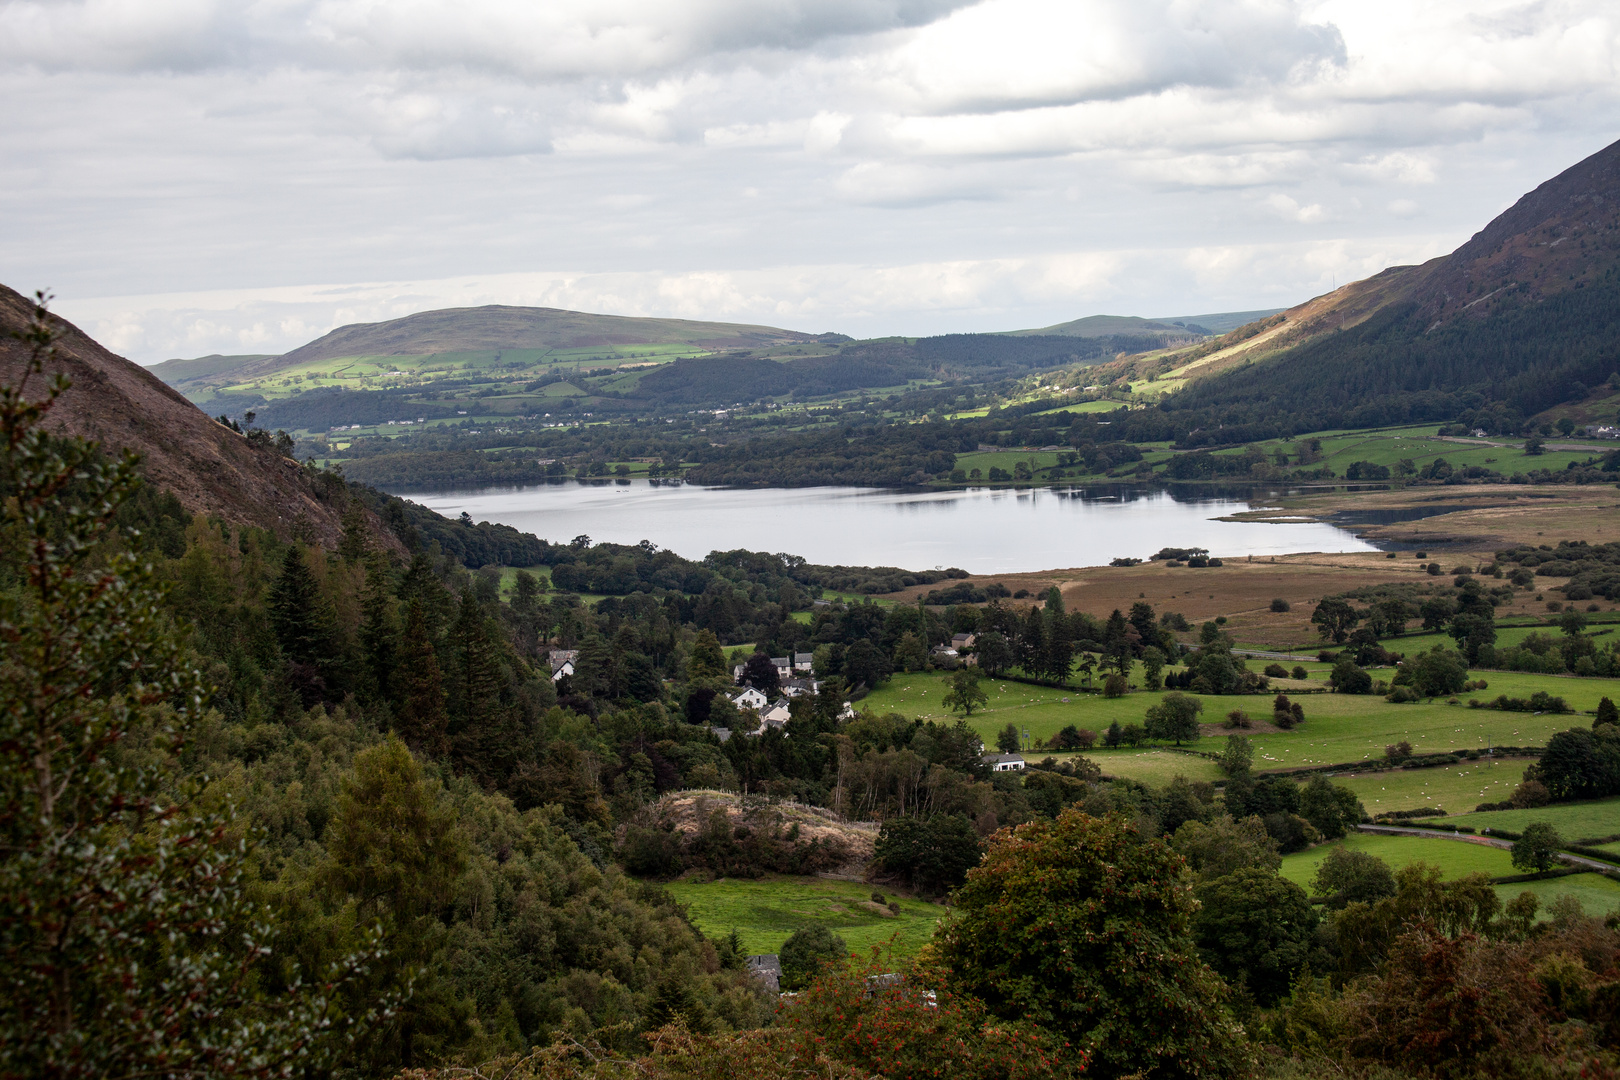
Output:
[{"xmin": 144, "ymin": 352, "xmax": 276, "ymax": 384}]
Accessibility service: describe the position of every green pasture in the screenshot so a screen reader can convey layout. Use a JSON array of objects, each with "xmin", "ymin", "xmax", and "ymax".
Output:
[
  {"xmin": 1412, "ymin": 796, "xmax": 1620, "ymax": 839},
  {"xmin": 1209, "ymin": 426, "xmax": 1604, "ymax": 477},
  {"xmin": 1073, "ymin": 748, "xmax": 1222, "ymax": 785},
  {"xmin": 858, "ymin": 664, "xmax": 1608, "ymax": 780},
  {"xmin": 1280, "ymin": 832, "xmax": 1516, "ymax": 886},
  {"xmin": 491, "ymin": 565, "xmax": 552, "ymax": 596},
  {"xmin": 1495, "ymin": 873, "xmax": 1620, "ymax": 917},
  {"xmin": 951, "ymin": 450, "xmax": 1069, "ymax": 476},
  {"xmin": 1279, "ymin": 833, "xmax": 1620, "ymax": 917},
  {"xmin": 1033, "ymin": 399, "xmax": 1131, "ymax": 416},
  {"xmin": 1331, "ymin": 758, "xmax": 1532, "ymax": 814},
  {"xmin": 663, "ymin": 875, "xmax": 948, "ymax": 959},
  {"xmin": 210, "ymin": 343, "xmax": 707, "ymax": 403}
]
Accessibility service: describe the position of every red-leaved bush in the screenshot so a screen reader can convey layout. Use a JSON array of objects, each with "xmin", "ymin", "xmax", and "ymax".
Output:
[{"xmin": 780, "ymin": 950, "xmax": 1089, "ymax": 1080}]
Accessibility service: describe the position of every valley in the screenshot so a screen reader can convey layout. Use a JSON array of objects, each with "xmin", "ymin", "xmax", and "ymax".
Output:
[{"xmin": 8, "ymin": 122, "xmax": 1620, "ymax": 1080}]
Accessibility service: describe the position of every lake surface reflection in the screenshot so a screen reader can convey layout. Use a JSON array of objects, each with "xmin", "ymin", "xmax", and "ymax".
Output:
[{"xmin": 412, "ymin": 481, "xmax": 1377, "ymax": 574}]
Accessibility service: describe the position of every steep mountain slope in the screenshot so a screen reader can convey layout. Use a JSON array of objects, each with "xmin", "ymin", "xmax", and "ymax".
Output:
[
  {"xmin": 0, "ymin": 285, "xmax": 372, "ymax": 547},
  {"xmin": 1157, "ymin": 137, "xmax": 1620, "ymax": 432}
]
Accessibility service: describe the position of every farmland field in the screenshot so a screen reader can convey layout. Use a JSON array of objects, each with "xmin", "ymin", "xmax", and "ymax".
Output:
[
  {"xmin": 857, "ymin": 664, "xmax": 1608, "ymax": 778},
  {"xmin": 1280, "ymin": 832, "xmax": 1517, "ymax": 885},
  {"xmin": 663, "ymin": 875, "xmax": 948, "ymax": 959},
  {"xmin": 1331, "ymin": 758, "xmax": 1532, "ymax": 814},
  {"xmin": 1279, "ymin": 832, "xmax": 1620, "ymax": 917},
  {"xmin": 1412, "ymin": 796, "xmax": 1620, "ymax": 839}
]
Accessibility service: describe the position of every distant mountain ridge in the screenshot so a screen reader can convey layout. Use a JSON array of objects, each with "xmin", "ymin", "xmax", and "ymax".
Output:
[
  {"xmin": 275, "ymin": 304, "xmax": 820, "ymax": 366},
  {"xmin": 1008, "ymin": 314, "xmax": 1203, "ymax": 338}
]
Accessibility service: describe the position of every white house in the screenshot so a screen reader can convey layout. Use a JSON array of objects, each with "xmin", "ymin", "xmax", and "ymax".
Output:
[
  {"xmin": 794, "ymin": 652, "xmax": 814, "ymax": 672},
  {"xmin": 729, "ymin": 686, "xmax": 768, "ymax": 711},
  {"xmin": 982, "ymin": 752, "xmax": 1026, "ymax": 772},
  {"xmin": 548, "ymin": 649, "xmax": 579, "ymax": 682},
  {"xmin": 761, "ymin": 699, "xmax": 793, "ymax": 726}
]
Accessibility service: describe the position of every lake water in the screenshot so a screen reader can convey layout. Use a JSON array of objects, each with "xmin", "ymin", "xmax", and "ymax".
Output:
[{"xmin": 412, "ymin": 481, "xmax": 1377, "ymax": 574}]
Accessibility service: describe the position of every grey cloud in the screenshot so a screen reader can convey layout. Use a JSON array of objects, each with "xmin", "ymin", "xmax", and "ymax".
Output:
[{"xmin": 0, "ymin": 0, "xmax": 974, "ymax": 77}]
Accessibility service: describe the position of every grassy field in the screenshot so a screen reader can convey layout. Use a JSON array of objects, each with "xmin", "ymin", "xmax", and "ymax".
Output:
[
  {"xmin": 1200, "ymin": 426, "xmax": 1605, "ymax": 480},
  {"xmin": 1279, "ymin": 832, "xmax": 1620, "ymax": 917},
  {"xmin": 1494, "ymin": 873, "xmax": 1620, "ymax": 917},
  {"xmin": 1056, "ymin": 748, "xmax": 1223, "ymax": 785},
  {"xmin": 1280, "ymin": 832, "xmax": 1516, "ymax": 886},
  {"xmin": 857, "ymin": 665, "xmax": 1607, "ymax": 782},
  {"xmin": 1331, "ymin": 758, "xmax": 1533, "ymax": 814},
  {"xmin": 663, "ymin": 875, "xmax": 948, "ymax": 959},
  {"xmin": 1412, "ymin": 796, "xmax": 1620, "ymax": 839}
]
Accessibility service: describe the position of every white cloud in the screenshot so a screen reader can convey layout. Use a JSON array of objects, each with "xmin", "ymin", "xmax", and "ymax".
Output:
[
  {"xmin": 1265, "ymin": 193, "xmax": 1325, "ymax": 222},
  {"xmin": 3, "ymin": 0, "xmax": 1618, "ymax": 357},
  {"xmin": 54, "ymin": 234, "xmax": 1454, "ymax": 363}
]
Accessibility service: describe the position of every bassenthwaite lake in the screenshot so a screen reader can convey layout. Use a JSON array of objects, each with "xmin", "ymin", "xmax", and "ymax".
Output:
[{"xmin": 412, "ymin": 481, "xmax": 1377, "ymax": 573}]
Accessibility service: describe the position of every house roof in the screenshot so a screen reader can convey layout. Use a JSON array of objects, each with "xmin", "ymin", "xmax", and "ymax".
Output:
[{"xmin": 981, "ymin": 752, "xmax": 1025, "ymax": 764}]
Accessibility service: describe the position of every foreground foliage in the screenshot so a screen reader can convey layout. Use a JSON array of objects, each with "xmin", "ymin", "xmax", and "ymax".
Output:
[
  {"xmin": 0, "ymin": 296, "xmax": 376, "ymax": 1079},
  {"xmin": 933, "ymin": 808, "xmax": 1250, "ymax": 1079}
]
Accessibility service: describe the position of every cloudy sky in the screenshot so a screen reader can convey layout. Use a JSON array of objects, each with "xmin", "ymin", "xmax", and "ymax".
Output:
[{"xmin": 2, "ymin": 0, "xmax": 1617, "ymax": 363}]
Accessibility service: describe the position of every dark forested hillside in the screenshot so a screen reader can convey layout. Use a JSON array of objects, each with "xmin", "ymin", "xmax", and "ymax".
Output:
[
  {"xmin": 1168, "ymin": 274, "xmax": 1620, "ymax": 434},
  {"xmin": 1151, "ymin": 137, "xmax": 1620, "ymax": 438},
  {"xmin": 632, "ymin": 333, "xmax": 1155, "ymax": 407}
]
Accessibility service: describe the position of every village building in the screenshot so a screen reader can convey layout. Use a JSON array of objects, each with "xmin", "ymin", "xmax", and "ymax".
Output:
[{"xmin": 547, "ymin": 649, "xmax": 579, "ymax": 682}]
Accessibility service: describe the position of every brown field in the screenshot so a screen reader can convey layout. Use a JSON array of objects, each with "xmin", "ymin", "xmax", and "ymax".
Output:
[
  {"xmin": 890, "ymin": 485, "xmax": 1620, "ymax": 649},
  {"xmin": 1259, "ymin": 484, "xmax": 1620, "ymax": 549}
]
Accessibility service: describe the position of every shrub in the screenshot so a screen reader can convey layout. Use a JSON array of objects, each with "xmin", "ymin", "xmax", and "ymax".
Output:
[
  {"xmin": 1224, "ymin": 709, "xmax": 1252, "ymax": 729},
  {"xmin": 1263, "ymin": 662, "xmax": 1289, "ymax": 678},
  {"xmin": 1291, "ymin": 665, "xmax": 1309, "ymax": 680},
  {"xmin": 1270, "ymin": 598, "xmax": 1291, "ymax": 612},
  {"xmin": 1102, "ymin": 673, "xmax": 1128, "ymax": 698},
  {"xmin": 1509, "ymin": 780, "xmax": 1551, "ymax": 809},
  {"xmin": 779, "ymin": 926, "xmax": 848, "ymax": 991},
  {"xmin": 1330, "ymin": 657, "xmax": 1373, "ymax": 694}
]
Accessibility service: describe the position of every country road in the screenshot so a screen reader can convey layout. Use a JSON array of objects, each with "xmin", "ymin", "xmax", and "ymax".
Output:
[{"xmin": 1357, "ymin": 823, "xmax": 1620, "ymax": 873}]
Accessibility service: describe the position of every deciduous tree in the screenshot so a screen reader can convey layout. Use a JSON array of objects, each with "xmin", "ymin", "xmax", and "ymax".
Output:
[{"xmin": 933, "ymin": 809, "xmax": 1248, "ymax": 1079}]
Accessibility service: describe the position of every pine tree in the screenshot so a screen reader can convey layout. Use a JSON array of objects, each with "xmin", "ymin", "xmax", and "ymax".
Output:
[
  {"xmin": 338, "ymin": 501, "xmax": 369, "ymax": 563},
  {"xmin": 1596, "ymin": 696, "xmax": 1618, "ymax": 728},
  {"xmin": 510, "ymin": 569, "xmax": 543, "ymax": 654},
  {"xmin": 687, "ymin": 628, "xmax": 727, "ymax": 679},
  {"xmin": 1019, "ymin": 605, "xmax": 1045, "ymax": 672},
  {"xmin": 448, "ymin": 590, "xmax": 508, "ymax": 779},
  {"xmin": 394, "ymin": 598, "xmax": 448, "ymax": 757},
  {"xmin": 269, "ymin": 543, "xmax": 333, "ymax": 664},
  {"xmin": 1102, "ymin": 608, "xmax": 1132, "ymax": 674},
  {"xmin": 359, "ymin": 551, "xmax": 398, "ymax": 703}
]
